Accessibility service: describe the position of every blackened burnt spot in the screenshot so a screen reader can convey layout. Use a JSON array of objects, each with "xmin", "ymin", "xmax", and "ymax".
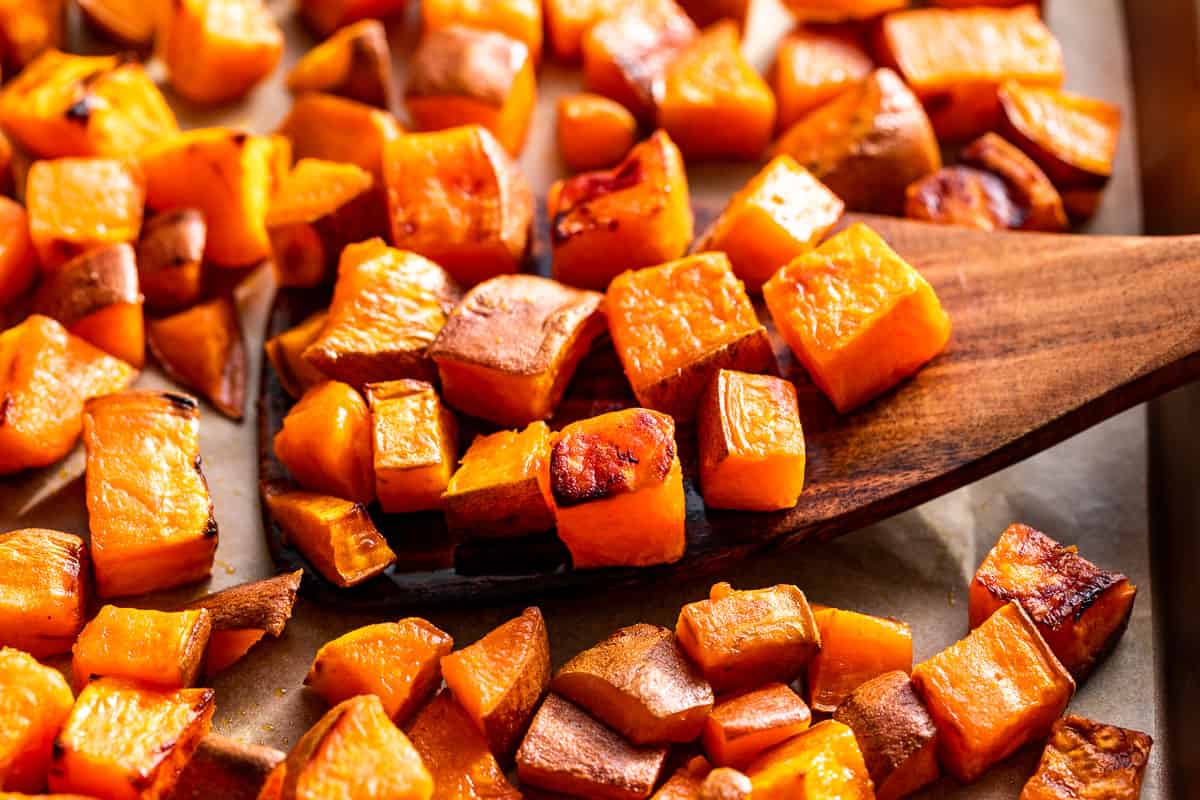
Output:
[
  {"xmin": 231, "ymin": 131, "xmax": 249, "ymax": 146},
  {"xmin": 162, "ymin": 392, "xmax": 199, "ymax": 412},
  {"xmin": 0, "ymin": 393, "xmax": 10, "ymax": 427},
  {"xmin": 193, "ymin": 454, "xmax": 204, "ymax": 473},
  {"xmin": 202, "ymin": 514, "xmax": 219, "ymax": 538},
  {"xmin": 550, "ymin": 211, "xmax": 572, "ymax": 245},
  {"xmin": 65, "ymin": 96, "xmax": 96, "ymax": 123}
]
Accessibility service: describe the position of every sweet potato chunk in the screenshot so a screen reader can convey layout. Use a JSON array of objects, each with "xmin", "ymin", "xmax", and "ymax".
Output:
[
  {"xmin": 307, "ymin": 618, "xmax": 453, "ymax": 723},
  {"xmin": 173, "ymin": 734, "xmax": 285, "ymax": 800},
  {"xmin": 407, "ymin": 27, "xmax": 537, "ymax": 156},
  {"xmin": 807, "ymin": 607, "xmax": 911, "ymax": 714},
  {"xmin": 550, "ymin": 408, "xmax": 685, "ymax": 568},
  {"xmin": 384, "ymin": 125, "xmax": 533, "ymax": 286},
  {"xmin": 833, "ymin": 671, "xmax": 939, "ymax": 800},
  {"xmin": 608, "ymin": 253, "xmax": 774, "ymax": 421},
  {"xmin": 516, "ymin": 694, "xmax": 669, "ymax": 800},
  {"xmin": 441, "ymin": 606, "xmax": 551, "ymax": 757},
  {"xmin": 0, "ymin": 530, "xmax": 87, "ymax": 658},
  {"xmin": 137, "ymin": 209, "xmax": 207, "ymax": 312},
  {"xmin": 658, "ymin": 21, "xmax": 775, "ymax": 161},
  {"xmin": 771, "ymin": 26, "xmax": 872, "ymax": 131},
  {"xmin": 912, "ymin": 601, "xmax": 1074, "ymax": 783},
  {"xmin": 744, "ymin": 720, "xmax": 874, "ymax": 799},
  {"xmin": 299, "ymin": 0, "xmax": 408, "ymax": 37},
  {"xmin": 764, "ymin": 223, "xmax": 951, "ymax": 414},
  {"xmin": 77, "ymin": 0, "xmax": 155, "ymax": 47},
  {"xmin": 274, "ymin": 381, "xmax": 374, "ymax": 504},
  {"xmin": 442, "ymin": 422, "xmax": 556, "ymax": 538},
  {"xmin": 0, "ymin": 1, "xmax": 63, "ymax": 73},
  {"xmin": 430, "ymin": 275, "xmax": 605, "ymax": 426},
  {"xmin": 651, "ymin": 756, "xmax": 712, "ymax": 800},
  {"xmin": 277, "ymin": 93, "xmax": 403, "ymax": 181},
  {"xmin": 0, "ymin": 198, "xmax": 36, "ymax": 308},
  {"xmin": 49, "ymin": 678, "xmax": 214, "ymax": 800},
  {"xmin": 699, "ymin": 767, "xmax": 751, "ymax": 800},
  {"xmin": 422, "ymin": 0, "xmax": 542, "ymax": 66},
  {"xmin": 157, "ymin": 0, "xmax": 283, "ymax": 105},
  {"xmin": 959, "ymin": 132, "xmax": 1067, "ymax": 232},
  {"xmin": 147, "ymin": 296, "xmax": 248, "ymax": 420},
  {"xmin": 772, "ymin": 68, "xmax": 940, "ymax": 214},
  {"xmin": 407, "ymin": 691, "xmax": 521, "ymax": 800},
  {"xmin": 261, "ymin": 482, "xmax": 396, "ymax": 588},
  {"xmin": 72, "ymin": 606, "xmax": 211, "ymax": 690},
  {"xmin": 0, "ymin": 315, "xmax": 136, "ymax": 475},
  {"xmin": 265, "ymin": 312, "xmax": 329, "ymax": 401},
  {"xmin": 877, "ymin": 5, "xmax": 1063, "ymax": 141},
  {"xmin": 365, "ymin": 379, "xmax": 457, "ymax": 513},
  {"xmin": 702, "ymin": 684, "xmax": 811, "ymax": 769},
  {"xmin": 181, "ymin": 571, "xmax": 302, "ymax": 677},
  {"xmin": 544, "ymin": 0, "xmax": 622, "ymax": 61},
  {"xmin": 302, "ymin": 239, "xmax": 461, "ymax": 387},
  {"xmin": 1020, "ymin": 715, "xmax": 1152, "ymax": 800},
  {"xmin": 675, "ymin": 582, "xmax": 820, "ymax": 693},
  {"xmin": 969, "ymin": 523, "xmax": 1136, "ymax": 680},
  {"xmin": 0, "ymin": 50, "xmax": 177, "ymax": 160},
  {"xmin": 0, "ymin": 646, "xmax": 74, "ymax": 793},
  {"xmin": 287, "ymin": 20, "xmax": 393, "ymax": 109},
  {"xmin": 557, "ymin": 93, "xmax": 638, "ymax": 172},
  {"xmin": 781, "ymin": 0, "xmax": 905, "ymax": 21},
  {"xmin": 905, "ymin": 166, "xmax": 1029, "ymax": 232}
]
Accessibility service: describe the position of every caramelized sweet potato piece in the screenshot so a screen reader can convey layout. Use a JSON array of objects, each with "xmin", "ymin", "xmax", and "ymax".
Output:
[
  {"xmin": 702, "ymin": 684, "xmax": 811, "ymax": 769},
  {"xmin": 764, "ymin": 223, "xmax": 951, "ymax": 413},
  {"xmin": 406, "ymin": 27, "xmax": 536, "ymax": 156},
  {"xmin": 181, "ymin": 571, "xmax": 302, "ymax": 677},
  {"xmin": 302, "ymin": 240, "xmax": 461, "ymax": 386},
  {"xmin": 771, "ymin": 26, "xmax": 872, "ymax": 131},
  {"xmin": 960, "ymin": 132, "xmax": 1067, "ymax": 232},
  {"xmin": 0, "ymin": 646, "xmax": 74, "ymax": 792},
  {"xmin": 0, "ymin": 315, "xmax": 136, "ymax": 475},
  {"xmin": 261, "ymin": 482, "xmax": 396, "ymax": 588},
  {"xmin": 905, "ymin": 166, "xmax": 1029, "ymax": 232},
  {"xmin": 83, "ymin": 391, "xmax": 217, "ymax": 598},
  {"xmin": 807, "ymin": 607, "xmax": 911, "ymax": 714},
  {"xmin": 772, "ymin": 68, "xmax": 940, "ymax": 214},
  {"xmin": 0, "ymin": 530, "xmax": 87, "ymax": 658},
  {"xmin": 877, "ymin": 5, "xmax": 1063, "ymax": 141},
  {"xmin": 277, "ymin": 93, "xmax": 403, "ymax": 181},
  {"xmin": 365, "ymin": 379, "xmax": 457, "ymax": 513},
  {"xmin": 833, "ymin": 671, "xmax": 939, "ymax": 800},
  {"xmin": 442, "ymin": 422, "xmax": 556, "ymax": 538},
  {"xmin": 407, "ymin": 690, "xmax": 521, "ymax": 800},
  {"xmin": 557, "ymin": 93, "xmax": 638, "ymax": 172},
  {"xmin": 550, "ymin": 408, "xmax": 685, "ymax": 568},
  {"xmin": 675, "ymin": 0, "xmax": 748, "ymax": 29},
  {"xmin": 658, "ymin": 22, "xmax": 775, "ymax": 161},
  {"xmin": 173, "ymin": 734, "xmax": 285, "ymax": 800},
  {"xmin": 77, "ymin": 0, "xmax": 155, "ymax": 47},
  {"xmin": 0, "ymin": 50, "xmax": 177, "ymax": 160},
  {"xmin": 1020, "ymin": 715, "xmax": 1152, "ymax": 800},
  {"xmin": 651, "ymin": 756, "xmax": 712, "ymax": 800},
  {"xmin": 782, "ymin": 0, "xmax": 905, "ymax": 21},
  {"xmin": 441, "ymin": 606, "xmax": 551, "ymax": 757},
  {"xmin": 675, "ymin": 582, "xmax": 820, "ymax": 693},
  {"xmin": 969, "ymin": 523, "xmax": 1137, "ymax": 680},
  {"xmin": 430, "ymin": 275, "xmax": 605, "ymax": 426},
  {"xmin": 49, "ymin": 678, "xmax": 214, "ymax": 800},
  {"xmin": 72, "ymin": 606, "xmax": 211, "ymax": 690},
  {"xmin": 287, "ymin": 20, "xmax": 393, "ymax": 109},
  {"xmin": 0, "ymin": 0, "xmax": 64, "ymax": 73},
  {"xmin": 543, "ymin": 0, "xmax": 623, "ymax": 61},
  {"xmin": 307, "ymin": 618, "xmax": 453, "ymax": 722},
  {"xmin": 516, "ymin": 694, "xmax": 669, "ymax": 800},
  {"xmin": 607, "ymin": 253, "xmax": 774, "ymax": 421},
  {"xmin": 147, "ymin": 296, "xmax": 247, "ymax": 420},
  {"xmin": 274, "ymin": 380, "xmax": 374, "ymax": 504},
  {"xmin": 265, "ymin": 312, "xmax": 329, "ymax": 400},
  {"xmin": 422, "ymin": 0, "xmax": 543, "ymax": 65},
  {"xmin": 744, "ymin": 720, "xmax": 873, "ymax": 799},
  {"xmin": 299, "ymin": 0, "xmax": 408, "ymax": 37},
  {"xmin": 0, "ymin": 198, "xmax": 36, "ymax": 308},
  {"xmin": 912, "ymin": 601, "xmax": 1074, "ymax": 783},
  {"xmin": 384, "ymin": 125, "xmax": 533, "ymax": 286},
  {"xmin": 137, "ymin": 209, "xmax": 207, "ymax": 312},
  {"xmin": 157, "ymin": 0, "xmax": 283, "ymax": 105}
]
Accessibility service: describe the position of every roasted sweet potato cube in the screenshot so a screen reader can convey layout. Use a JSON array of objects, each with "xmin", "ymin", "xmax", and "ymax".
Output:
[
  {"xmin": 702, "ymin": 684, "xmax": 811, "ymax": 769},
  {"xmin": 694, "ymin": 155, "xmax": 842, "ymax": 293},
  {"xmin": 49, "ymin": 678, "xmax": 214, "ymax": 800},
  {"xmin": 274, "ymin": 380, "xmax": 374, "ymax": 504},
  {"xmin": 0, "ymin": 50, "xmax": 177, "ymax": 160},
  {"xmin": 556, "ymin": 93, "xmax": 638, "ymax": 172},
  {"xmin": 969, "ymin": 523, "xmax": 1137, "ymax": 680},
  {"xmin": 0, "ymin": 198, "xmax": 36, "ymax": 308},
  {"xmin": 544, "ymin": 0, "xmax": 623, "ymax": 61},
  {"xmin": 157, "ymin": 0, "xmax": 283, "ymax": 105},
  {"xmin": 998, "ymin": 82, "xmax": 1122, "ymax": 221},
  {"xmin": 806, "ymin": 608, "xmax": 911, "ymax": 715},
  {"xmin": 406, "ymin": 27, "xmax": 536, "ymax": 156},
  {"xmin": 147, "ymin": 296, "xmax": 248, "ymax": 420},
  {"xmin": 406, "ymin": 690, "xmax": 521, "ymax": 800},
  {"xmin": 906, "ymin": 166, "xmax": 1030, "ymax": 232},
  {"xmin": 422, "ymin": 0, "xmax": 543, "ymax": 65},
  {"xmin": 441, "ymin": 606, "xmax": 551, "ymax": 757},
  {"xmin": 745, "ymin": 720, "xmax": 873, "ymax": 799},
  {"xmin": 516, "ymin": 694, "xmax": 669, "ymax": 800},
  {"xmin": 72, "ymin": 606, "xmax": 211, "ymax": 690},
  {"xmin": 172, "ymin": 734, "xmax": 286, "ymax": 800},
  {"xmin": 652, "ymin": 756, "xmax": 712, "ymax": 800},
  {"xmin": 77, "ymin": 0, "xmax": 155, "ymax": 47},
  {"xmin": 307, "ymin": 618, "xmax": 453, "ymax": 723},
  {"xmin": 764, "ymin": 223, "xmax": 951, "ymax": 414},
  {"xmin": 550, "ymin": 408, "xmax": 685, "ymax": 568},
  {"xmin": 675, "ymin": 582, "xmax": 820, "ymax": 693},
  {"xmin": 0, "ymin": 530, "xmax": 87, "ymax": 658},
  {"xmin": 608, "ymin": 253, "xmax": 774, "ymax": 421},
  {"xmin": 299, "ymin": 0, "xmax": 408, "ymax": 37},
  {"xmin": 782, "ymin": 0, "xmax": 905, "ymax": 21},
  {"xmin": 772, "ymin": 68, "xmax": 940, "ymax": 214},
  {"xmin": 0, "ymin": 315, "xmax": 136, "ymax": 475},
  {"xmin": 833, "ymin": 671, "xmax": 939, "ymax": 800},
  {"xmin": 287, "ymin": 20, "xmax": 393, "ymax": 109},
  {"xmin": 959, "ymin": 132, "xmax": 1066, "ymax": 231},
  {"xmin": 181, "ymin": 570, "xmax": 302, "ymax": 677},
  {"xmin": 430, "ymin": 275, "xmax": 605, "ymax": 426},
  {"xmin": 442, "ymin": 422, "xmax": 556, "ymax": 538},
  {"xmin": 658, "ymin": 21, "xmax": 775, "ymax": 161},
  {"xmin": 277, "ymin": 93, "xmax": 403, "ymax": 181},
  {"xmin": 302, "ymin": 240, "xmax": 461, "ymax": 387},
  {"xmin": 877, "ymin": 5, "xmax": 1063, "ymax": 142},
  {"xmin": 384, "ymin": 125, "xmax": 532, "ymax": 286},
  {"xmin": 0, "ymin": 646, "xmax": 74, "ymax": 793},
  {"xmin": 0, "ymin": 1, "xmax": 64, "ymax": 73},
  {"xmin": 137, "ymin": 209, "xmax": 207, "ymax": 312},
  {"xmin": 1020, "ymin": 715, "xmax": 1152, "ymax": 800},
  {"xmin": 261, "ymin": 482, "xmax": 396, "ymax": 588},
  {"xmin": 912, "ymin": 601, "xmax": 1074, "ymax": 783},
  {"xmin": 83, "ymin": 391, "xmax": 217, "ymax": 598},
  {"xmin": 266, "ymin": 312, "xmax": 329, "ymax": 401},
  {"xmin": 365, "ymin": 379, "xmax": 457, "ymax": 513},
  {"xmin": 770, "ymin": 26, "xmax": 872, "ymax": 131}
]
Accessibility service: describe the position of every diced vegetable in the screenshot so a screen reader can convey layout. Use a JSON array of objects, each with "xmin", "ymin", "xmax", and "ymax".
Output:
[
  {"xmin": 286, "ymin": 20, "xmax": 393, "ymax": 109},
  {"xmin": 0, "ymin": 197, "xmax": 36, "ymax": 308},
  {"xmin": 173, "ymin": 734, "xmax": 285, "ymax": 800},
  {"xmin": 1020, "ymin": 715, "xmax": 1152, "ymax": 800},
  {"xmin": 0, "ymin": 530, "xmax": 88, "ymax": 658},
  {"xmin": 421, "ymin": 0, "xmax": 543, "ymax": 66},
  {"xmin": 556, "ymin": 93, "xmax": 638, "ymax": 172},
  {"xmin": 807, "ymin": 607, "xmax": 912, "ymax": 713},
  {"xmin": 181, "ymin": 571, "xmax": 302, "ymax": 677},
  {"xmin": 77, "ymin": 0, "xmax": 154, "ymax": 47},
  {"xmin": 442, "ymin": 422, "xmax": 556, "ymax": 538},
  {"xmin": 298, "ymin": 0, "xmax": 408, "ymax": 37},
  {"xmin": 146, "ymin": 296, "xmax": 248, "ymax": 420},
  {"xmin": 157, "ymin": 0, "xmax": 283, "ymax": 105},
  {"xmin": 0, "ymin": 1, "xmax": 64, "ymax": 73},
  {"xmin": 781, "ymin": 0, "xmax": 906, "ymax": 22},
  {"xmin": 276, "ymin": 93, "xmax": 403, "ymax": 180},
  {"xmin": 406, "ymin": 690, "xmax": 523, "ymax": 800},
  {"xmin": 365, "ymin": 379, "xmax": 458, "ymax": 514},
  {"xmin": 744, "ymin": 720, "xmax": 874, "ymax": 799},
  {"xmin": 702, "ymin": 683, "xmax": 811, "ymax": 769},
  {"xmin": 960, "ymin": 132, "xmax": 1068, "ymax": 232},
  {"xmin": 544, "ymin": 0, "xmax": 622, "ymax": 61},
  {"xmin": 770, "ymin": 25, "xmax": 873, "ymax": 131},
  {"xmin": 905, "ymin": 166, "xmax": 1029, "ymax": 231},
  {"xmin": 0, "ymin": 646, "xmax": 74, "ymax": 792},
  {"xmin": 72, "ymin": 606, "xmax": 212, "ymax": 690},
  {"xmin": 265, "ymin": 312, "xmax": 329, "ymax": 401},
  {"xmin": 274, "ymin": 380, "xmax": 374, "ymax": 504},
  {"xmin": 136, "ymin": 209, "xmax": 207, "ymax": 312},
  {"xmin": 651, "ymin": 756, "xmax": 712, "ymax": 800}
]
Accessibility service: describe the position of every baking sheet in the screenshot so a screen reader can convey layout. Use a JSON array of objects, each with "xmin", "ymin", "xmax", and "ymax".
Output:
[{"xmin": 0, "ymin": 0, "xmax": 1166, "ymax": 796}]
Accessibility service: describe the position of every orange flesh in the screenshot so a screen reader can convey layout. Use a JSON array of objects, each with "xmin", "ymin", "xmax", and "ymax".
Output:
[
  {"xmin": 1020, "ymin": 715, "xmax": 1152, "ymax": 800},
  {"xmin": 365, "ymin": 380, "xmax": 458, "ymax": 514},
  {"xmin": 781, "ymin": 0, "xmax": 907, "ymax": 21},
  {"xmin": 0, "ymin": 0, "xmax": 64, "ymax": 73},
  {"xmin": 267, "ymin": 158, "xmax": 373, "ymax": 228},
  {"xmin": 422, "ymin": 0, "xmax": 543, "ymax": 65},
  {"xmin": 557, "ymin": 93, "xmax": 638, "ymax": 172},
  {"xmin": 544, "ymin": 0, "xmax": 624, "ymax": 60},
  {"xmin": 78, "ymin": 0, "xmax": 155, "ymax": 45},
  {"xmin": 146, "ymin": 296, "xmax": 246, "ymax": 420},
  {"xmin": 702, "ymin": 683, "xmax": 811, "ymax": 769},
  {"xmin": 265, "ymin": 312, "xmax": 329, "ymax": 400},
  {"xmin": 277, "ymin": 92, "xmax": 403, "ymax": 180},
  {"xmin": 0, "ymin": 198, "xmax": 36, "ymax": 307},
  {"xmin": 998, "ymin": 81, "xmax": 1121, "ymax": 181},
  {"xmin": 406, "ymin": 691, "xmax": 522, "ymax": 800},
  {"xmin": 299, "ymin": 0, "xmax": 409, "ymax": 36},
  {"xmin": 806, "ymin": 608, "xmax": 912, "ymax": 713},
  {"xmin": 745, "ymin": 720, "xmax": 874, "ymax": 800},
  {"xmin": 0, "ymin": 530, "xmax": 88, "ymax": 659},
  {"xmin": 72, "ymin": 606, "xmax": 211, "ymax": 690},
  {"xmin": 442, "ymin": 422, "xmax": 556, "ymax": 537},
  {"xmin": 274, "ymin": 380, "xmax": 375, "ymax": 505},
  {"xmin": 158, "ymin": 0, "xmax": 283, "ymax": 105},
  {"xmin": 69, "ymin": 302, "xmax": 145, "ymax": 370},
  {"xmin": 0, "ymin": 646, "xmax": 75, "ymax": 793},
  {"xmin": 771, "ymin": 26, "xmax": 873, "ymax": 131},
  {"xmin": 204, "ymin": 629, "xmax": 266, "ymax": 677},
  {"xmin": 286, "ymin": 19, "xmax": 391, "ymax": 108}
]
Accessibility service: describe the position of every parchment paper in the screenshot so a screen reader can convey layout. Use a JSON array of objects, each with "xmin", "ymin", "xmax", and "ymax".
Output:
[{"xmin": 0, "ymin": 0, "xmax": 1166, "ymax": 796}]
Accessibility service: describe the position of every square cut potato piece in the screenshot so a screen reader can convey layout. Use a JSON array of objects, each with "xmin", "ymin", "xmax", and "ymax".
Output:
[
  {"xmin": 550, "ymin": 408, "xmax": 685, "ymax": 569},
  {"xmin": 286, "ymin": 19, "xmax": 393, "ymax": 109},
  {"xmin": 807, "ymin": 607, "xmax": 912, "ymax": 713},
  {"xmin": 0, "ymin": 0, "xmax": 64, "ymax": 73},
  {"xmin": 0, "ymin": 529, "xmax": 88, "ymax": 658},
  {"xmin": 764, "ymin": 223, "xmax": 951, "ymax": 414},
  {"xmin": 0, "ymin": 646, "xmax": 75, "ymax": 793},
  {"xmin": 146, "ymin": 295, "xmax": 248, "ymax": 421},
  {"xmin": 181, "ymin": 570, "xmax": 302, "ymax": 678},
  {"xmin": 442, "ymin": 422, "xmax": 556, "ymax": 539},
  {"xmin": 1020, "ymin": 715, "xmax": 1152, "ymax": 800},
  {"xmin": 745, "ymin": 720, "xmax": 874, "ymax": 799},
  {"xmin": 365, "ymin": 379, "xmax": 458, "ymax": 514},
  {"xmin": 137, "ymin": 208, "xmax": 207, "ymax": 313},
  {"xmin": 430, "ymin": 274, "xmax": 605, "ymax": 427},
  {"xmin": 422, "ymin": 0, "xmax": 542, "ymax": 65},
  {"xmin": 277, "ymin": 92, "xmax": 403, "ymax": 181},
  {"xmin": 273, "ymin": 380, "xmax": 375, "ymax": 505},
  {"xmin": 544, "ymin": 0, "xmax": 622, "ymax": 61},
  {"xmin": 702, "ymin": 683, "xmax": 811, "ymax": 769},
  {"xmin": 72, "ymin": 606, "xmax": 212, "ymax": 690},
  {"xmin": 697, "ymin": 369, "xmax": 806, "ymax": 512},
  {"xmin": 969, "ymin": 522, "xmax": 1136, "ymax": 680},
  {"xmin": 406, "ymin": 690, "xmax": 522, "ymax": 800},
  {"xmin": 608, "ymin": 253, "xmax": 775, "ymax": 422},
  {"xmin": 675, "ymin": 582, "xmax": 820, "ymax": 693},
  {"xmin": 912, "ymin": 601, "xmax": 1075, "ymax": 783},
  {"xmin": 556, "ymin": 93, "xmax": 639, "ymax": 172},
  {"xmin": 770, "ymin": 26, "xmax": 873, "ymax": 132}
]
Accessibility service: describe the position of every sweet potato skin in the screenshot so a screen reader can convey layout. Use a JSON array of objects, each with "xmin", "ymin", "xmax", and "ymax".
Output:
[
  {"xmin": 421, "ymin": 0, "xmax": 543, "ymax": 66},
  {"xmin": 0, "ymin": 646, "xmax": 75, "ymax": 793},
  {"xmin": 905, "ymin": 166, "xmax": 1025, "ymax": 231},
  {"xmin": 406, "ymin": 690, "xmax": 522, "ymax": 800},
  {"xmin": 182, "ymin": 571, "xmax": 302, "ymax": 677},
  {"xmin": 137, "ymin": 209, "xmax": 206, "ymax": 312},
  {"xmin": 960, "ymin": 132, "xmax": 1067, "ymax": 232},
  {"xmin": 1020, "ymin": 715, "xmax": 1152, "ymax": 800},
  {"xmin": 557, "ymin": 94, "xmax": 638, "ymax": 172},
  {"xmin": 0, "ymin": 530, "xmax": 88, "ymax": 658},
  {"xmin": 77, "ymin": 0, "xmax": 155, "ymax": 47},
  {"xmin": 702, "ymin": 683, "xmax": 811, "ymax": 769},
  {"xmin": 299, "ymin": 0, "xmax": 408, "ymax": 37}
]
